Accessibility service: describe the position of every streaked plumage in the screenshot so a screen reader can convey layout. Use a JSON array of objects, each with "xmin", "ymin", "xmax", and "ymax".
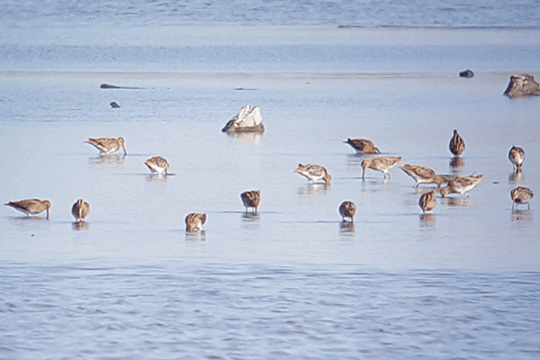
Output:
[
  {"xmin": 86, "ymin": 137, "xmax": 127, "ymax": 155},
  {"xmin": 145, "ymin": 156, "xmax": 169, "ymax": 175},
  {"xmin": 71, "ymin": 199, "xmax": 90, "ymax": 222},
  {"xmin": 361, "ymin": 156, "xmax": 404, "ymax": 180},
  {"xmin": 449, "ymin": 129, "xmax": 465, "ymax": 156},
  {"xmin": 293, "ymin": 164, "xmax": 331, "ymax": 185},
  {"xmin": 511, "ymin": 186, "xmax": 534, "ymax": 210},
  {"xmin": 508, "ymin": 146, "xmax": 525, "ymax": 170},
  {"xmin": 344, "ymin": 138, "xmax": 380, "ymax": 154},
  {"xmin": 241, "ymin": 190, "xmax": 261, "ymax": 214},
  {"xmin": 339, "ymin": 201, "xmax": 356, "ymax": 222},
  {"xmin": 439, "ymin": 174, "xmax": 484, "ymax": 197},
  {"xmin": 5, "ymin": 199, "xmax": 51, "ymax": 219},
  {"xmin": 185, "ymin": 213, "xmax": 207, "ymax": 232},
  {"xmin": 419, "ymin": 191, "xmax": 437, "ymax": 213},
  {"xmin": 400, "ymin": 164, "xmax": 456, "ymax": 187}
]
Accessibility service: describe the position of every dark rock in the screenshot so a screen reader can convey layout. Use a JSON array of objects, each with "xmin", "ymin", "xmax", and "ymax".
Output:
[{"xmin": 459, "ymin": 70, "xmax": 474, "ymax": 78}]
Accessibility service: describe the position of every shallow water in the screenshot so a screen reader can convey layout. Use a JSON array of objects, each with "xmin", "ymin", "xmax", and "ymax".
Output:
[
  {"xmin": 2, "ymin": 7, "xmax": 540, "ymax": 359},
  {"xmin": 2, "ymin": 67, "xmax": 539, "ymax": 268}
]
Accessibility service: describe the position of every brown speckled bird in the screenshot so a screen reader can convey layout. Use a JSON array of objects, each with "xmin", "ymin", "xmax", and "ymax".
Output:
[
  {"xmin": 361, "ymin": 156, "xmax": 404, "ymax": 180},
  {"xmin": 293, "ymin": 164, "xmax": 332, "ymax": 185},
  {"xmin": 71, "ymin": 199, "xmax": 90, "ymax": 222},
  {"xmin": 339, "ymin": 201, "xmax": 356, "ymax": 222},
  {"xmin": 511, "ymin": 186, "xmax": 534, "ymax": 210},
  {"xmin": 145, "ymin": 156, "xmax": 170, "ymax": 175},
  {"xmin": 439, "ymin": 174, "xmax": 484, "ymax": 197},
  {"xmin": 185, "ymin": 213, "xmax": 207, "ymax": 232},
  {"xmin": 240, "ymin": 190, "xmax": 261, "ymax": 214},
  {"xmin": 449, "ymin": 129, "xmax": 465, "ymax": 156},
  {"xmin": 86, "ymin": 137, "xmax": 127, "ymax": 155},
  {"xmin": 344, "ymin": 138, "xmax": 380, "ymax": 154},
  {"xmin": 508, "ymin": 146, "xmax": 525, "ymax": 171},
  {"xmin": 400, "ymin": 164, "xmax": 456, "ymax": 187},
  {"xmin": 419, "ymin": 191, "xmax": 436, "ymax": 213},
  {"xmin": 5, "ymin": 199, "xmax": 51, "ymax": 219}
]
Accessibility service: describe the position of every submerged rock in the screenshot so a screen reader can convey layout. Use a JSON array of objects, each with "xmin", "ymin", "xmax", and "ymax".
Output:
[
  {"xmin": 503, "ymin": 74, "xmax": 540, "ymax": 98},
  {"xmin": 459, "ymin": 70, "xmax": 474, "ymax": 78},
  {"xmin": 222, "ymin": 105, "xmax": 265, "ymax": 134},
  {"xmin": 100, "ymin": 83, "xmax": 142, "ymax": 89}
]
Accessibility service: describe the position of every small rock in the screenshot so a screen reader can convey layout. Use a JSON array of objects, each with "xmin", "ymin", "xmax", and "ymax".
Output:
[
  {"xmin": 459, "ymin": 70, "xmax": 474, "ymax": 78},
  {"xmin": 503, "ymin": 74, "xmax": 540, "ymax": 98},
  {"xmin": 110, "ymin": 102, "xmax": 120, "ymax": 108},
  {"xmin": 100, "ymin": 83, "xmax": 121, "ymax": 89},
  {"xmin": 221, "ymin": 105, "xmax": 265, "ymax": 134}
]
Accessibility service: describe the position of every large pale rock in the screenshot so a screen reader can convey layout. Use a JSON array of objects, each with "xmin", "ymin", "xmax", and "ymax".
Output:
[
  {"xmin": 503, "ymin": 74, "xmax": 540, "ymax": 98},
  {"xmin": 222, "ymin": 105, "xmax": 265, "ymax": 134}
]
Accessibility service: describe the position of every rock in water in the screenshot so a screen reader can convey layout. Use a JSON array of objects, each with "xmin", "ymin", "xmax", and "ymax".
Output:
[
  {"xmin": 459, "ymin": 70, "xmax": 474, "ymax": 78},
  {"xmin": 503, "ymin": 74, "xmax": 540, "ymax": 98},
  {"xmin": 222, "ymin": 105, "xmax": 265, "ymax": 134}
]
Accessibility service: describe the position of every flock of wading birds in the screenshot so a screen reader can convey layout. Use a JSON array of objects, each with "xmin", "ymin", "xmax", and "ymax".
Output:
[{"xmin": 4, "ymin": 129, "xmax": 535, "ymax": 232}]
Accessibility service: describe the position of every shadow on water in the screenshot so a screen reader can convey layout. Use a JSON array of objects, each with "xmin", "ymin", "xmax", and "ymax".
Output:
[
  {"xmin": 72, "ymin": 221, "xmax": 89, "ymax": 231},
  {"xmin": 509, "ymin": 169, "xmax": 524, "ymax": 183}
]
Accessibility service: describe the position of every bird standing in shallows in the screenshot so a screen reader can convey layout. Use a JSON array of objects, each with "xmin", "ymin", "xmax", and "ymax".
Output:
[
  {"xmin": 185, "ymin": 213, "xmax": 206, "ymax": 232},
  {"xmin": 508, "ymin": 146, "xmax": 525, "ymax": 171},
  {"xmin": 5, "ymin": 199, "xmax": 51, "ymax": 219},
  {"xmin": 85, "ymin": 137, "xmax": 127, "ymax": 155},
  {"xmin": 339, "ymin": 201, "xmax": 356, "ymax": 222},
  {"xmin": 361, "ymin": 156, "xmax": 403, "ymax": 180},
  {"xmin": 439, "ymin": 174, "xmax": 484, "ymax": 197},
  {"xmin": 449, "ymin": 129, "xmax": 465, "ymax": 156},
  {"xmin": 293, "ymin": 164, "xmax": 332, "ymax": 185},
  {"xmin": 344, "ymin": 138, "xmax": 380, "ymax": 154},
  {"xmin": 71, "ymin": 199, "xmax": 90, "ymax": 222},
  {"xmin": 511, "ymin": 186, "xmax": 534, "ymax": 210},
  {"xmin": 145, "ymin": 156, "xmax": 170, "ymax": 175},
  {"xmin": 419, "ymin": 191, "xmax": 436, "ymax": 213},
  {"xmin": 241, "ymin": 190, "xmax": 261, "ymax": 214},
  {"xmin": 400, "ymin": 164, "xmax": 456, "ymax": 187}
]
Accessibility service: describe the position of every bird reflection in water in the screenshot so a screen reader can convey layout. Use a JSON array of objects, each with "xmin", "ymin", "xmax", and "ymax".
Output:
[
  {"xmin": 339, "ymin": 221, "xmax": 355, "ymax": 233},
  {"xmin": 147, "ymin": 173, "xmax": 169, "ymax": 182},
  {"xmin": 185, "ymin": 231, "xmax": 206, "ymax": 241},
  {"xmin": 89, "ymin": 154, "xmax": 125, "ymax": 166},
  {"xmin": 449, "ymin": 156, "xmax": 464, "ymax": 171},
  {"xmin": 508, "ymin": 169, "xmax": 524, "ymax": 183},
  {"xmin": 511, "ymin": 209, "xmax": 532, "ymax": 224},
  {"xmin": 298, "ymin": 183, "xmax": 330, "ymax": 195},
  {"xmin": 441, "ymin": 196, "xmax": 471, "ymax": 207},
  {"xmin": 419, "ymin": 213, "xmax": 436, "ymax": 227},
  {"xmin": 72, "ymin": 221, "xmax": 89, "ymax": 231}
]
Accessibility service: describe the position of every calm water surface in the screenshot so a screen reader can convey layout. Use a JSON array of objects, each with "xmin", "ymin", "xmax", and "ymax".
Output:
[{"xmin": 1, "ymin": 1, "xmax": 540, "ymax": 358}]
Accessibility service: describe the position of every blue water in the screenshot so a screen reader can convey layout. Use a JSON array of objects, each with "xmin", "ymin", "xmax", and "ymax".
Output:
[
  {"xmin": 2, "ymin": 0, "xmax": 540, "ymax": 28},
  {"xmin": 2, "ymin": 1, "xmax": 540, "ymax": 359}
]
